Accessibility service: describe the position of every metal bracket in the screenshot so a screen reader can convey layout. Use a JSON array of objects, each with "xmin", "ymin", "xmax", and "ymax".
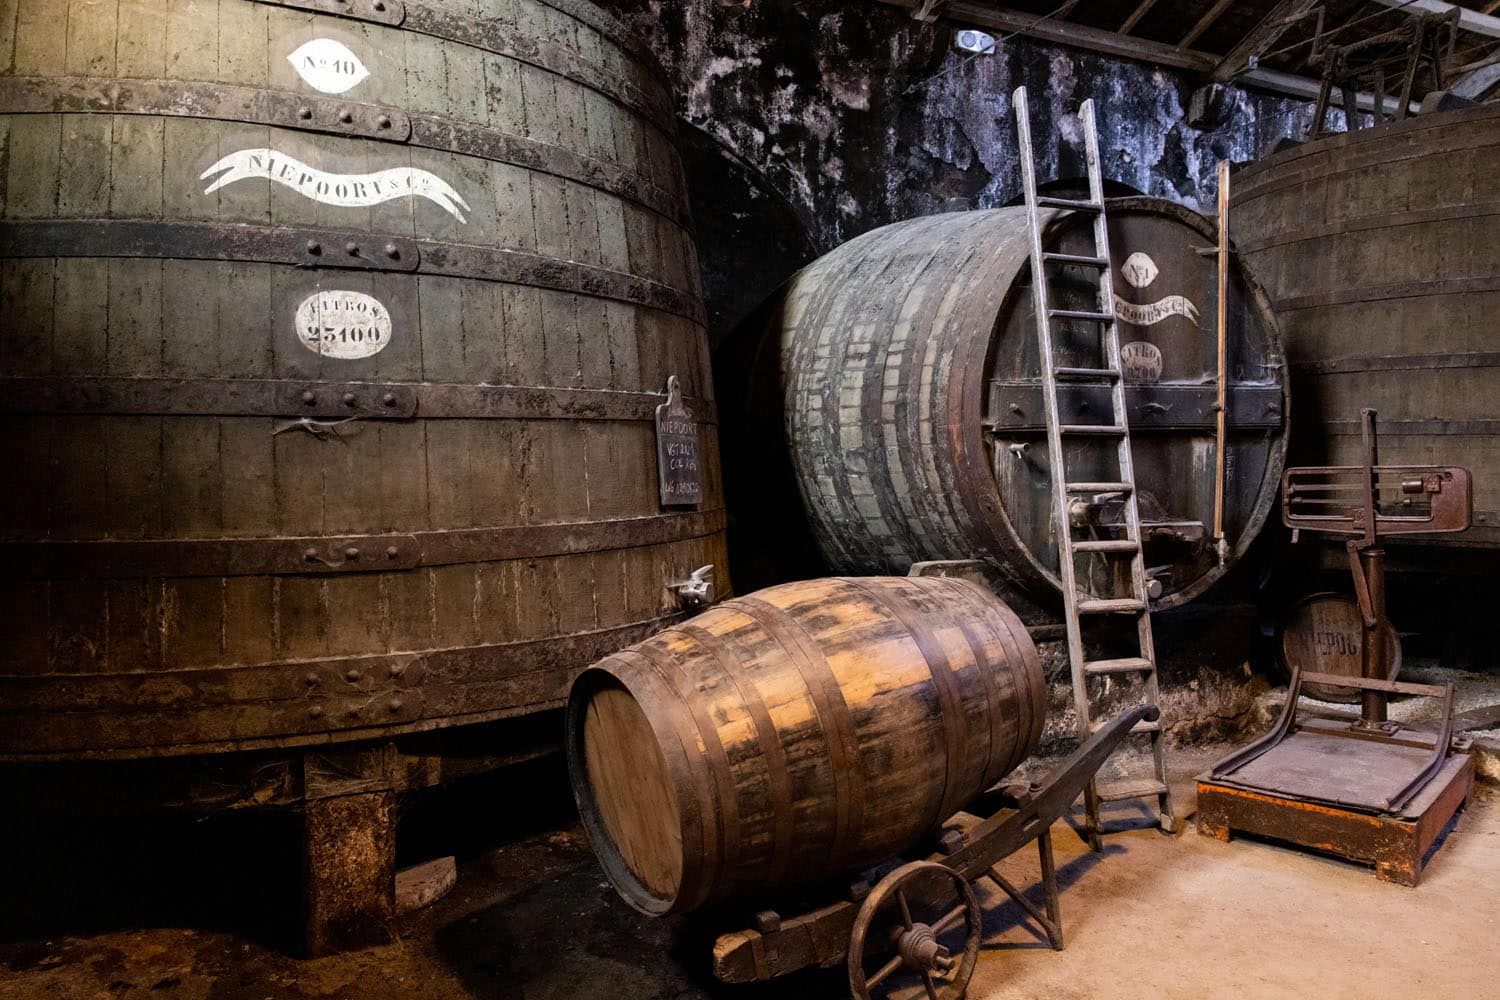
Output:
[{"xmin": 248, "ymin": 0, "xmax": 405, "ymax": 26}]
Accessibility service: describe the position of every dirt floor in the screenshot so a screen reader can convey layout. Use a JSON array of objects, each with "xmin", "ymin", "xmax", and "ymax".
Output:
[{"xmin": 1, "ymin": 742, "xmax": 1494, "ymax": 1000}]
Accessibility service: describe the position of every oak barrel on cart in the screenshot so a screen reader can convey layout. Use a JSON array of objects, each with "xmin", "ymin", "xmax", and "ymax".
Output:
[
  {"xmin": 0, "ymin": 0, "xmax": 724, "ymax": 758},
  {"xmin": 567, "ymin": 575, "xmax": 1046, "ymax": 915},
  {"xmin": 723, "ymin": 198, "xmax": 1287, "ymax": 612},
  {"xmin": 1233, "ymin": 103, "xmax": 1500, "ymax": 553},
  {"xmin": 1280, "ymin": 593, "xmax": 1400, "ymax": 703}
]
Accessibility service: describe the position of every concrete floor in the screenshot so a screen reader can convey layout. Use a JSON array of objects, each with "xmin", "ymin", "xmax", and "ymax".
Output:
[{"xmin": 1, "ymin": 744, "xmax": 1494, "ymax": 1000}]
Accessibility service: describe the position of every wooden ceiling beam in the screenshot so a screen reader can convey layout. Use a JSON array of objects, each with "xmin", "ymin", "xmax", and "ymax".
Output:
[
  {"xmin": 881, "ymin": 0, "xmax": 1215, "ymax": 71},
  {"xmin": 1366, "ymin": 0, "xmax": 1500, "ymax": 39},
  {"xmin": 1118, "ymin": 0, "xmax": 1158, "ymax": 35},
  {"xmin": 1210, "ymin": 0, "xmax": 1322, "ymax": 82},
  {"xmin": 1178, "ymin": 0, "xmax": 1235, "ymax": 49}
]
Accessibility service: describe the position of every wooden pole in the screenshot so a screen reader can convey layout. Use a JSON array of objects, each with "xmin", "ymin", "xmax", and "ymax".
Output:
[{"xmin": 1214, "ymin": 159, "xmax": 1230, "ymax": 563}]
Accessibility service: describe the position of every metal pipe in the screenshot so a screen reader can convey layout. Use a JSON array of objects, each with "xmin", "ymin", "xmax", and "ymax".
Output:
[{"xmin": 1361, "ymin": 547, "xmax": 1389, "ymax": 725}]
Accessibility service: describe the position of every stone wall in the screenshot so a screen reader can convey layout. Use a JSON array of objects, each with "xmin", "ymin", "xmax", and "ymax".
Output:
[{"xmin": 604, "ymin": 0, "xmax": 1335, "ymax": 342}]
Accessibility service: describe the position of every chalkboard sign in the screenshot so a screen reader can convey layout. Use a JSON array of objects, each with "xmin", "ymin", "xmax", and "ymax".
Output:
[{"xmin": 656, "ymin": 375, "xmax": 702, "ymax": 507}]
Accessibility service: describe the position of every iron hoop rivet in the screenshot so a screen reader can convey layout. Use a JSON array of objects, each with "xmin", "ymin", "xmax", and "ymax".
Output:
[
  {"xmin": 382, "ymin": 392, "xmax": 397, "ymax": 405},
  {"xmin": 309, "ymin": 705, "xmax": 324, "ymax": 718},
  {"xmin": 386, "ymin": 545, "xmax": 400, "ymax": 558},
  {"xmin": 338, "ymin": 108, "xmax": 353, "ymax": 124},
  {"xmin": 384, "ymin": 243, "xmax": 399, "ymax": 259},
  {"xmin": 306, "ymin": 240, "xmax": 321, "ymax": 254},
  {"xmin": 374, "ymin": 1, "xmax": 385, "ymax": 9},
  {"xmin": 297, "ymin": 106, "xmax": 312, "ymax": 119},
  {"xmin": 346, "ymin": 669, "xmax": 362, "ymax": 682},
  {"xmin": 376, "ymin": 114, "xmax": 391, "ymax": 128},
  {"xmin": 344, "ymin": 546, "xmax": 360, "ymax": 559},
  {"xmin": 342, "ymin": 392, "xmax": 357, "ymax": 405},
  {"xmin": 304, "ymin": 547, "xmax": 319, "ymax": 561},
  {"xmin": 301, "ymin": 390, "xmax": 316, "ymax": 404},
  {"xmin": 388, "ymin": 698, "xmax": 403, "ymax": 712},
  {"xmin": 305, "ymin": 672, "xmax": 318, "ymax": 684},
  {"xmin": 389, "ymin": 663, "xmax": 404, "ymax": 677},
  {"xmin": 345, "ymin": 241, "xmax": 359, "ymax": 255}
]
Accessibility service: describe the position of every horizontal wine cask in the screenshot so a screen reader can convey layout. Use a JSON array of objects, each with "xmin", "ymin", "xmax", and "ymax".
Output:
[{"xmin": 567, "ymin": 575, "xmax": 1045, "ymax": 915}]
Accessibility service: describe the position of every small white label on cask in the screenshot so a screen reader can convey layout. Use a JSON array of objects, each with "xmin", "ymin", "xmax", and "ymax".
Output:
[
  {"xmin": 1121, "ymin": 251, "xmax": 1159, "ymax": 288},
  {"xmin": 201, "ymin": 149, "xmax": 470, "ymax": 222},
  {"xmin": 296, "ymin": 290, "xmax": 393, "ymax": 359},
  {"xmin": 1120, "ymin": 341, "xmax": 1163, "ymax": 383},
  {"xmin": 287, "ymin": 39, "xmax": 370, "ymax": 94}
]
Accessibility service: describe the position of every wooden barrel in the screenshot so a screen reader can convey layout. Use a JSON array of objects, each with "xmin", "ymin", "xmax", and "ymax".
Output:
[
  {"xmin": 724, "ymin": 198, "xmax": 1287, "ymax": 611},
  {"xmin": 1233, "ymin": 103, "xmax": 1500, "ymax": 554},
  {"xmin": 0, "ymin": 0, "xmax": 725, "ymax": 758},
  {"xmin": 1280, "ymin": 593, "xmax": 1400, "ymax": 704},
  {"xmin": 566, "ymin": 575, "xmax": 1045, "ymax": 915}
]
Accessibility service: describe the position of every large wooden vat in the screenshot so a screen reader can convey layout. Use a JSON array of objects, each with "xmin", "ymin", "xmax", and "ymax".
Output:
[
  {"xmin": 1233, "ymin": 103, "xmax": 1500, "ymax": 551},
  {"xmin": 0, "ymin": 0, "xmax": 725, "ymax": 758},
  {"xmin": 566, "ymin": 575, "xmax": 1045, "ymax": 915},
  {"xmin": 724, "ymin": 199, "xmax": 1287, "ymax": 612}
]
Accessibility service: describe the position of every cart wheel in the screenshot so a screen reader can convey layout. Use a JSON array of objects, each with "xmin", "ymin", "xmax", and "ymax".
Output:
[{"xmin": 848, "ymin": 860, "xmax": 982, "ymax": 1000}]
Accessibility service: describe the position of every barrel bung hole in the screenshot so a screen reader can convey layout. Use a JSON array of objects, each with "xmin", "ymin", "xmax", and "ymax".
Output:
[{"xmin": 579, "ymin": 676, "xmax": 684, "ymax": 902}]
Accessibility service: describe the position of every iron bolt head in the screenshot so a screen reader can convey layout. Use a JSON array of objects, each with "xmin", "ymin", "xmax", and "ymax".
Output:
[
  {"xmin": 338, "ymin": 109, "xmax": 353, "ymax": 124},
  {"xmin": 342, "ymin": 392, "xmax": 357, "ymax": 405},
  {"xmin": 384, "ymin": 243, "xmax": 399, "ymax": 259},
  {"xmin": 344, "ymin": 546, "xmax": 360, "ymax": 559},
  {"xmin": 373, "ymin": 0, "xmax": 385, "ymax": 8},
  {"xmin": 301, "ymin": 390, "xmax": 316, "ymax": 404},
  {"xmin": 385, "ymin": 545, "xmax": 400, "ymax": 558},
  {"xmin": 388, "ymin": 698, "xmax": 403, "ymax": 712},
  {"xmin": 309, "ymin": 705, "xmax": 324, "ymax": 718},
  {"xmin": 382, "ymin": 392, "xmax": 397, "ymax": 405},
  {"xmin": 345, "ymin": 241, "xmax": 359, "ymax": 255},
  {"xmin": 304, "ymin": 547, "xmax": 319, "ymax": 561},
  {"xmin": 389, "ymin": 663, "xmax": 405, "ymax": 677},
  {"xmin": 306, "ymin": 240, "xmax": 321, "ymax": 254},
  {"xmin": 297, "ymin": 106, "xmax": 312, "ymax": 120},
  {"xmin": 305, "ymin": 672, "xmax": 318, "ymax": 684},
  {"xmin": 376, "ymin": 114, "xmax": 392, "ymax": 129},
  {"xmin": 346, "ymin": 669, "xmax": 362, "ymax": 682}
]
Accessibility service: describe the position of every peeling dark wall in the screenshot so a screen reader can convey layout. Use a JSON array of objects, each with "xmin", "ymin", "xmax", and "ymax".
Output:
[{"xmin": 603, "ymin": 0, "xmax": 1337, "ymax": 342}]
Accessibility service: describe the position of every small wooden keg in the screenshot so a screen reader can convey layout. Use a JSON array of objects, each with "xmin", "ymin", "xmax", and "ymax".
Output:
[
  {"xmin": 566, "ymin": 575, "xmax": 1046, "ymax": 915},
  {"xmin": 1280, "ymin": 593, "xmax": 1401, "ymax": 703}
]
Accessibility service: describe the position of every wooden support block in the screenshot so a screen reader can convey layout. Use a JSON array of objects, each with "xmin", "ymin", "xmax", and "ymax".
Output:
[{"xmin": 303, "ymin": 790, "xmax": 397, "ymax": 956}]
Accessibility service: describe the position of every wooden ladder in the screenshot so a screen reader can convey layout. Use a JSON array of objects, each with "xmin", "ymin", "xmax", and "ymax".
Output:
[{"xmin": 1012, "ymin": 85, "xmax": 1174, "ymax": 848}]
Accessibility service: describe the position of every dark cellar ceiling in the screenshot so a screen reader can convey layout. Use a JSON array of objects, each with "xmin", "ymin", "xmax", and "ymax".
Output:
[{"xmin": 874, "ymin": 0, "xmax": 1500, "ymax": 103}]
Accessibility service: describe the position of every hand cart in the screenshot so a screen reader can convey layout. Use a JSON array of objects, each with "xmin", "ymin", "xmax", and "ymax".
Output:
[{"xmin": 710, "ymin": 704, "xmax": 1156, "ymax": 999}]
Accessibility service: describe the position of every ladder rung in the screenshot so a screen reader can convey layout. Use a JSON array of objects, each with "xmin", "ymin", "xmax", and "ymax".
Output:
[
  {"xmin": 1042, "ymin": 252, "xmax": 1109, "ymax": 268},
  {"xmin": 1048, "ymin": 309, "xmax": 1114, "ymax": 322},
  {"xmin": 1037, "ymin": 196, "xmax": 1103, "ymax": 212},
  {"xmin": 1096, "ymin": 779, "xmax": 1170, "ymax": 803},
  {"xmin": 1060, "ymin": 424, "xmax": 1127, "ymax": 436},
  {"xmin": 1077, "ymin": 598, "xmax": 1145, "ymax": 615},
  {"xmin": 1065, "ymin": 481, "xmax": 1133, "ymax": 494},
  {"xmin": 1053, "ymin": 366, "xmax": 1120, "ymax": 381},
  {"xmin": 1072, "ymin": 540, "xmax": 1139, "ymax": 556},
  {"xmin": 1084, "ymin": 657, "xmax": 1155, "ymax": 676}
]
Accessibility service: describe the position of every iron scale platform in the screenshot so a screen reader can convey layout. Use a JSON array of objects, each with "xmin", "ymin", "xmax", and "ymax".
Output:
[{"xmin": 1197, "ymin": 712, "xmax": 1474, "ymax": 886}]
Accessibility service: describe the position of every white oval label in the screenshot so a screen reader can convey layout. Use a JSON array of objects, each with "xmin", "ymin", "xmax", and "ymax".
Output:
[
  {"xmin": 1121, "ymin": 341, "xmax": 1163, "ymax": 383},
  {"xmin": 288, "ymin": 39, "xmax": 370, "ymax": 94},
  {"xmin": 1122, "ymin": 252, "xmax": 1159, "ymax": 288},
  {"xmin": 296, "ymin": 291, "xmax": 393, "ymax": 359}
]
